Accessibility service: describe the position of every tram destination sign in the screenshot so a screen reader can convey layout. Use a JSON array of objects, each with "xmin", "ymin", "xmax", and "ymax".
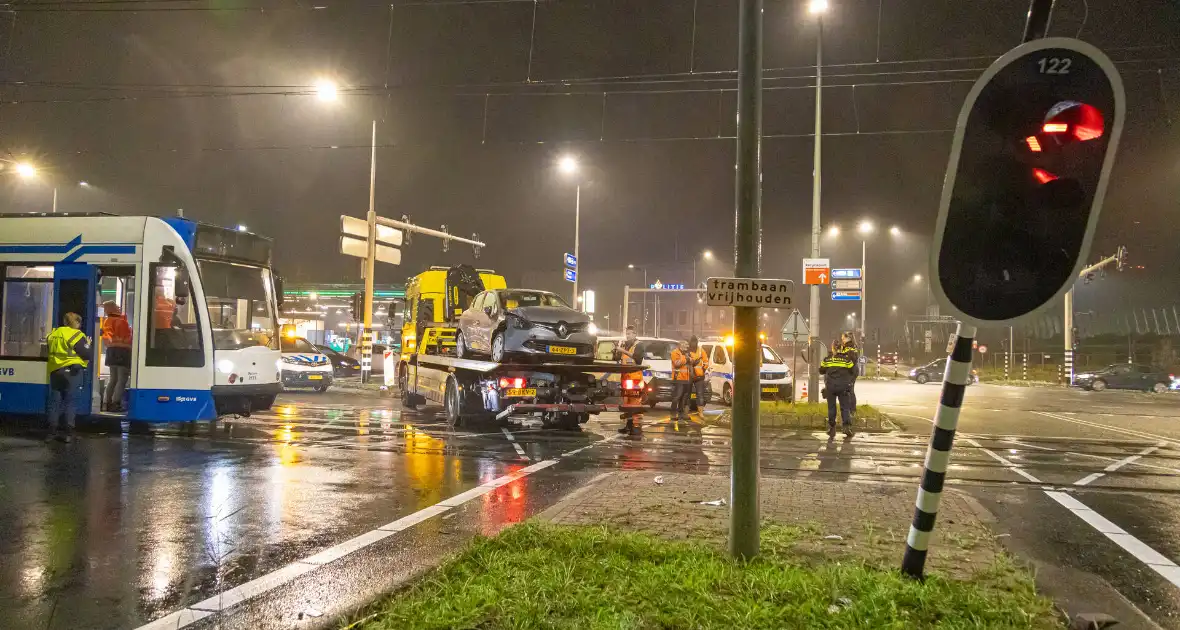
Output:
[{"xmin": 705, "ymin": 277, "xmax": 794, "ymax": 307}]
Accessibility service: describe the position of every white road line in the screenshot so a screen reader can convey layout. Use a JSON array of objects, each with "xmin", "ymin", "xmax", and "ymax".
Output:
[
  {"xmin": 132, "ymin": 434, "xmax": 614, "ymax": 630},
  {"xmin": 1069, "ymin": 450, "xmax": 1180, "ymax": 475},
  {"xmin": 1073, "ymin": 445, "xmax": 1163, "ymax": 487},
  {"xmin": 501, "ymin": 427, "xmax": 530, "ymax": 461},
  {"xmin": 1045, "ymin": 491, "xmax": 1180, "ymax": 589},
  {"xmin": 1033, "ymin": 411, "xmax": 1180, "ymax": 447},
  {"xmin": 1001, "ymin": 439, "xmax": 1057, "ymax": 452},
  {"xmin": 964, "ymin": 438, "xmax": 1044, "ymax": 484}
]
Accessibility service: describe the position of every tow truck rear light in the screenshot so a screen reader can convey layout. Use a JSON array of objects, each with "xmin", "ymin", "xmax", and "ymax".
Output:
[
  {"xmin": 498, "ymin": 377, "xmax": 526, "ymax": 389},
  {"xmin": 623, "ymin": 379, "xmax": 642, "ymax": 391}
]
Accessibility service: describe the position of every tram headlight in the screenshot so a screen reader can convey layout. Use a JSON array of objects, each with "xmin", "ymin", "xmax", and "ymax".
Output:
[{"xmin": 216, "ymin": 359, "xmax": 235, "ymax": 374}]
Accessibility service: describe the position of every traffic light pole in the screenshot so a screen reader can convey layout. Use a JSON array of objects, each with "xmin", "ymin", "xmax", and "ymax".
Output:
[
  {"xmin": 1021, "ymin": 0, "xmax": 1056, "ymax": 42},
  {"xmin": 807, "ymin": 12, "xmax": 823, "ymax": 404},
  {"xmin": 729, "ymin": 0, "xmax": 763, "ymax": 561},
  {"xmin": 1063, "ymin": 250, "xmax": 1123, "ymax": 385},
  {"xmin": 361, "ymin": 120, "xmax": 377, "ymax": 384}
]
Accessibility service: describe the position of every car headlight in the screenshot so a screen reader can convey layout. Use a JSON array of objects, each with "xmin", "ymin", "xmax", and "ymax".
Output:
[
  {"xmin": 909, "ymin": 369, "xmax": 917, "ymax": 376},
  {"xmin": 587, "ymin": 323, "xmax": 598, "ymax": 335},
  {"xmin": 216, "ymin": 359, "xmax": 235, "ymax": 374},
  {"xmin": 507, "ymin": 313, "xmax": 532, "ymax": 329},
  {"xmin": 281, "ymin": 356, "xmax": 299, "ymax": 365}
]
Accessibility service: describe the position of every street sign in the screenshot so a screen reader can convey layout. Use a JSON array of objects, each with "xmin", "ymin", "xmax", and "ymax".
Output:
[
  {"xmin": 651, "ymin": 281, "xmax": 686, "ymax": 290},
  {"xmin": 803, "ymin": 258, "xmax": 830, "ymax": 285},
  {"xmin": 563, "ymin": 268, "xmax": 577, "ymax": 282},
  {"xmin": 341, "ymin": 215, "xmax": 403, "ymax": 246},
  {"xmin": 780, "ymin": 310, "xmax": 810, "ymax": 340},
  {"xmin": 979, "ymin": 344, "xmax": 988, "ymax": 354},
  {"xmin": 831, "ymin": 291, "xmax": 861, "ymax": 301},
  {"xmin": 564, "ymin": 253, "xmax": 577, "ymax": 268},
  {"xmin": 340, "ymin": 235, "xmax": 401, "ymax": 266},
  {"xmin": 705, "ymin": 277, "xmax": 793, "ymax": 307},
  {"xmin": 831, "ymin": 278, "xmax": 862, "ymax": 290},
  {"xmin": 831, "ymin": 268, "xmax": 862, "ymax": 279}
]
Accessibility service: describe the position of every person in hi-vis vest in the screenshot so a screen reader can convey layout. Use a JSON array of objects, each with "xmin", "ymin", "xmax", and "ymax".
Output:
[{"xmin": 45, "ymin": 312, "xmax": 93, "ymax": 443}]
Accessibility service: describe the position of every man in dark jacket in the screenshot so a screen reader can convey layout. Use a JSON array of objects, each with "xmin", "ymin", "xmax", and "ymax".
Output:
[{"xmin": 819, "ymin": 341, "xmax": 858, "ymax": 440}]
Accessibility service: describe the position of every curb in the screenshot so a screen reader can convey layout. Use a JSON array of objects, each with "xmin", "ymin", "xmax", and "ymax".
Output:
[{"xmin": 534, "ymin": 471, "xmax": 617, "ymax": 522}]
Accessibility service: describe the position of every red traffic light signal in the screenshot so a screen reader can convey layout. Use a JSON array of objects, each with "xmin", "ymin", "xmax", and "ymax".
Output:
[{"xmin": 930, "ymin": 38, "xmax": 1125, "ymax": 326}]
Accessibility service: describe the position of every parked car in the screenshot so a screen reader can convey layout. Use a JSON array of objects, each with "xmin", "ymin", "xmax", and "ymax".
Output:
[
  {"xmin": 1075, "ymin": 364, "xmax": 1175, "ymax": 393},
  {"xmin": 281, "ymin": 337, "xmax": 333, "ymax": 392},
  {"xmin": 456, "ymin": 289, "xmax": 597, "ymax": 362},
  {"xmin": 909, "ymin": 358, "xmax": 978, "ymax": 385},
  {"xmin": 317, "ymin": 344, "xmax": 360, "ymax": 378}
]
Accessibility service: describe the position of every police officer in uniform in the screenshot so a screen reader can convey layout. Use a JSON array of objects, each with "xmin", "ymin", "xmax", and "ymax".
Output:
[
  {"xmin": 45, "ymin": 312, "xmax": 93, "ymax": 443},
  {"xmin": 819, "ymin": 341, "xmax": 858, "ymax": 440}
]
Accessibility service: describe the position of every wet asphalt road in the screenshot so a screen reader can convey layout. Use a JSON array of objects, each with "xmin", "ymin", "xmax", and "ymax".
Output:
[{"xmin": 1, "ymin": 380, "xmax": 1178, "ymax": 629}]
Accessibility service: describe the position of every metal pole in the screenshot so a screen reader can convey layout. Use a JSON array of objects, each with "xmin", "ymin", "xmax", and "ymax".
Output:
[
  {"xmin": 642, "ymin": 269, "xmax": 648, "ymax": 335},
  {"xmin": 807, "ymin": 13, "xmax": 824, "ymax": 405},
  {"xmin": 52, "ymin": 187, "xmax": 58, "ymax": 213},
  {"xmin": 860, "ymin": 238, "xmax": 867, "ymax": 343},
  {"xmin": 573, "ymin": 184, "xmax": 581, "ymax": 307},
  {"xmin": 622, "ymin": 285, "xmax": 630, "ymax": 330},
  {"xmin": 693, "ymin": 260, "xmax": 697, "ymax": 335},
  {"xmin": 902, "ymin": 323, "xmax": 977, "ymax": 579},
  {"xmin": 1008, "ymin": 327, "xmax": 1014, "ymax": 380},
  {"xmin": 1021, "ymin": 0, "xmax": 1056, "ymax": 42},
  {"xmin": 1064, "ymin": 286, "xmax": 1074, "ymax": 385},
  {"xmin": 361, "ymin": 120, "xmax": 378, "ymax": 384},
  {"xmin": 729, "ymin": 0, "xmax": 763, "ymax": 561}
]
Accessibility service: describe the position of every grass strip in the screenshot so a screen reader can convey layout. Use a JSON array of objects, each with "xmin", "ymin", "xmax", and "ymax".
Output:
[{"xmin": 345, "ymin": 522, "xmax": 1060, "ymax": 629}]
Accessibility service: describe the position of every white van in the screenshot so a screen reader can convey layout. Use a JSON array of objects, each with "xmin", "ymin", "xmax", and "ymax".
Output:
[
  {"xmin": 595, "ymin": 336, "xmax": 681, "ymax": 407},
  {"xmin": 699, "ymin": 340, "xmax": 793, "ymax": 404},
  {"xmin": 280, "ymin": 336, "xmax": 334, "ymax": 392}
]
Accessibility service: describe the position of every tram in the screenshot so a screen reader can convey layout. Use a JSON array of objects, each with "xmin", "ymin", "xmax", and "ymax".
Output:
[{"xmin": 0, "ymin": 213, "xmax": 282, "ymax": 424}]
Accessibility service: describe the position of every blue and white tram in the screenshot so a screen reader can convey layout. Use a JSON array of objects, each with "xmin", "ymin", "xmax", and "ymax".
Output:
[{"xmin": 0, "ymin": 213, "xmax": 282, "ymax": 424}]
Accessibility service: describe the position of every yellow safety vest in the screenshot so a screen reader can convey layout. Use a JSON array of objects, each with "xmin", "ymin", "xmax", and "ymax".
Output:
[{"xmin": 46, "ymin": 326, "xmax": 88, "ymax": 373}]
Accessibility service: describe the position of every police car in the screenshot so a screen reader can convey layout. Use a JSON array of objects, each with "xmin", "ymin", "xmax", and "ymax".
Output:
[
  {"xmin": 280, "ymin": 336, "xmax": 333, "ymax": 392},
  {"xmin": 700, "ymin": 338, "xmax": 793, "ymax": 404}
]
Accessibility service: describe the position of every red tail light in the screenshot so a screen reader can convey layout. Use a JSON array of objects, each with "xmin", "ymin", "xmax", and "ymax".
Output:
[
  {"xmin": 1042, "ymin": 122, "xmax": 1069, "ymax": 134},
  {"xmin": 623, "ymin": 379, "xmax": 642, "ymax": 391},
  {"xmin": 1025, "ymin": 136, "xmax": 1042, "ymax": 152},
  {"xmin": 1032, "ymin": 168, "xmax": 1058, "ymax": 184},
  {"xmin": 498, "ymin": 377, "xmax": 510, "ymax": 388},
  {"xmin": 498, "ymin": 377, "xmax": 528, "ymax": 389},
  {"xmin": 513, "ymin": 377, "xmax": 525, "ymax": 388}
]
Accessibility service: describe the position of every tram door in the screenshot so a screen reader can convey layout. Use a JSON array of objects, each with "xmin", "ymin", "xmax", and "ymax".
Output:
[
  {"xmin": 93, "ymin": 267, "xmax": 137, "ymax": 415},
  {"xmin": 52, "ymin": 263, "xmax": 98, "ymax": 417}
]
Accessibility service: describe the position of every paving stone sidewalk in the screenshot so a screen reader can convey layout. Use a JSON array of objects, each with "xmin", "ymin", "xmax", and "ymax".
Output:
[{"xmin": 541, "ymin": 471, "xmax": 1001, "ymax": 579}]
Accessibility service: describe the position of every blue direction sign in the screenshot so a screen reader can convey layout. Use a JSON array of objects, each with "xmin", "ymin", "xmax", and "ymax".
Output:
[
  {"xmin": 831, "ymin": 268, "xmax": 862, "ymax": 279},
  {"xmin": 564, "ymin": 253, "xmax": 577, "ymax": 268},
  {"xmin": 832, "ymin": 290, "xmax": 862, "ymax": 301},
  {"xmin": 564, "ymin": 268, "xmax": 577, "ymax": 282}
]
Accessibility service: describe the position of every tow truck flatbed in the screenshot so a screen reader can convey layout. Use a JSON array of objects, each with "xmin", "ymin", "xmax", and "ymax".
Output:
[{"xmin": 413, "ymin": 354, "xmax": 646, "ymax": 375}]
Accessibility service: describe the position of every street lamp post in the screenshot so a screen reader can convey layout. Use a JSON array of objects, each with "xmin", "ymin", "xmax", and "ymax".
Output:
[
  {"xmin": 558, "ymin": 156, "xmax": 581, "ymax": 307},
  {"xmin": 692, "ymin": 249, "xmax": 714, "ymax": 335},
  {"xmin": 857, "ymin": 220, "xmax": 873, "ymax": 345},
  {"xmin": 628, "ymin": 264, "xmax": 648, "ymax": 334},
  {"xmin": 807, "ymin": 0, "xmax": 828, "ymax": 404}
]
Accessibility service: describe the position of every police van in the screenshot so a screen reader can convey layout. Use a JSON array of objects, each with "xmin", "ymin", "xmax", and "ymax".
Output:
[
  {"xmin": 595, "ymin": 336, "xmax": 681, "ymax": 407},
  {"xmin": 699, "ymin": 338, "xmax": 793, "ymax": 404},
  {"xmin": 280, "ymin": 334, "xmax": 333, "ymax": 392}
]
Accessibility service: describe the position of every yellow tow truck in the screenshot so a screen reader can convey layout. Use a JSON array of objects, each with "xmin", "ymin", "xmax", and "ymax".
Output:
[{"xmin": 394, "ymin": 264, "xmax": 646, "ymax": 429}]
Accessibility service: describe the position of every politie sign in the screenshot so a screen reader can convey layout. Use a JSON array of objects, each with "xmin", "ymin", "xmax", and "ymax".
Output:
[{"xmin": 705, "ymin": 277, "xmax": 793, "ymax": 307}]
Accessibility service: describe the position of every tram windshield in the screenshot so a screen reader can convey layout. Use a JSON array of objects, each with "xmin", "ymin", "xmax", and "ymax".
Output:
[{"xmin": 198, "ymin": 260, "xmax": 278, "ymax": 350}]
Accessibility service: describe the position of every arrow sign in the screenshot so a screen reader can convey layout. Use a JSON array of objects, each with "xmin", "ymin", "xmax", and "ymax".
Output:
[
  {"xmin": 780, "ymin": 309, "xmax": 810, "ymax": 341},
  {"xmin": 803, "ymin": 258, "xmax": 830, "ymax": 285},
  {"xmin": 831, "ymin": 290, "xmax": 861, "ymax": 301},
  {"xmin": 564, "ymin": 252, "xmax": 577, "ymax": 268},
  {"xmin": 341, "ymin": 215, "xmax": 403, "ymax": 246},
  {"xmin": 563, "ymin": 268, "xmax": 577, "ymax": 282},
  {"xmin": 832, "ymin": 268, "xmax": 862, "ymax": 279}
]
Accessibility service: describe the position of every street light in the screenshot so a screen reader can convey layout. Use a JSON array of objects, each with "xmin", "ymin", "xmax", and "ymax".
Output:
[
  {"xmin": 913, "ymin": 273, "xmax": 923, "ymax": 283},
  {"xmin": 15, "ymin": 162, "xmax": 37, "ymax": 178},
  {"xmin": 827, "ymin": 225, "xmax": 839, "ymax": 237},
  {"xmin": 78, "ymin": 181, "xmax": 90, "ymax": 188},
  {"xmin": 703, "ymin": 249, "xmax": 714, "ymax": 261},
  {"xmin": 628, "ymin": 264, "xmax": 649, "ymax": 334},
  {"xmin": 557, "ymin": 155, "xmax": 582, "ymax": 306},
  {"xmin": 692, "ymin": 249, "xmax": 716, "ymax": 335},
  {"xmin": 315, "ymin": 79, "xmax": 338, "ymax": 102},
  {"xmin": 806, "ymin": 0, "xmax": 830, "ymax": 405},
  {"xmin": 889, "ymin": 225, "xmax": 901, "ymax": 236},
  {"xmin": 858, "ymin": 220, "xmax": 874, "ymax": 235}
]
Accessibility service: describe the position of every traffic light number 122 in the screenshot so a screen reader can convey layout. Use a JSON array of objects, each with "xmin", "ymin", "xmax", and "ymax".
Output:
[{"xmin": 1037, "ymin": 57, "xmax": 1072, "ymax": 75}]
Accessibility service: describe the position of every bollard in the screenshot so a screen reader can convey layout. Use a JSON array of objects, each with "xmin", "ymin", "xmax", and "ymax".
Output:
[
  {"xmin": 1022, "ymin": 353, "xmax": 1027, "ymax": 381},
  {"xmin": 902, "ymin": 324, "xmax": 976, "ymax": 580}
]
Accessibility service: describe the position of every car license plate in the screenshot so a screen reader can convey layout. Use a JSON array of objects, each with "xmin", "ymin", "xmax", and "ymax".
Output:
[
  {"xmin": 761, "ymin": 386, "xmax": 778, "ymax": 393},
  {"xmin": 505, "ymin": 388, "xmax": 537, "ymax": 397},
  {"xmin": 548, "ymin": 345, "xmax": 577, "ymax": 355},
  {"xmin": 308, "ymin": 375, "xmax": 323, "ymax": 380}
]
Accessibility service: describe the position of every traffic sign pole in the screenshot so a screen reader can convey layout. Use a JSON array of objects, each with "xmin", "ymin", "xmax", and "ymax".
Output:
[
  {"xmin": 730, "ymin": 0, "xmax": 763, "ymax": 562},
  {"xmin": 362, "ymin": 120, "xmax": 377, "ymax": 385}
]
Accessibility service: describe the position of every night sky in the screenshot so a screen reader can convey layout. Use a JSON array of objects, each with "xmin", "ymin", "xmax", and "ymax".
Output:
[{"xmin": 1, "ymin": 0, "xmax": 1177, "ymax": 335}]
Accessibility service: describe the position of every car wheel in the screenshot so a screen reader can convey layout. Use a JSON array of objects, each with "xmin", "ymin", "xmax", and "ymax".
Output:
[
  {"xmin": 916, "ymin": 373, "xmax": 930, "ymax": 385},
  {"xmin": 399, "ymin": 365, "xmax": 417, "ymax": 410},
  {"xmin": 456, "ymin": 331, "xmax": 469, "ymax": 359},
  {"xmin": 490, "ymin": 331, "xmax": 506, "ymax": 363},
  {"xmin": 722, "ymin": 383, "xmax": 733, "ymax": 406},
  {"xmin": 444, "ymin": 377, "xmax": 462, "ymax": 428},
  {"xmin": 1152, "ymin": 382, "xmax": 1169, "ymax": 394},
  {"xmin": 314, "ymin": 385, "xmax": 329, "ymax": 393},
  {"xmin": 1091, "ymin": 379, "xmax": 1107, "ymax": 392}
]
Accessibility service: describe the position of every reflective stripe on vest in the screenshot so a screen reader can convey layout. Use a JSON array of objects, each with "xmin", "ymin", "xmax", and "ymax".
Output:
[
  {"xmin": 821, "ymin": 357, "xmax": 855, "ymax": 370},
  {"xmin": 47, "ymin": 327, "xmax": 87, "ymax": 373}
]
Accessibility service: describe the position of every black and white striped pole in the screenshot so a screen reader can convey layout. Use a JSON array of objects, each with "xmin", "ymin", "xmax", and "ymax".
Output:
[
  {"xmin": 902, "ymin": 323, "xmax": 975, "ymax": 579},
  {"xmin": 1022, "ymin": 352, "xmax": 1028, "ymax": 381}
]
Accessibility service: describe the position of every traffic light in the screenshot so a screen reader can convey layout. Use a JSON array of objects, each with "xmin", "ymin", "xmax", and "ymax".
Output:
[
  {"xmin": 931, "ymin": 38, "xmax": 1124, "ymax": 325},
  {"xmin": 349, "ymin": 292, "xmax": 364, "ymax": 322}
]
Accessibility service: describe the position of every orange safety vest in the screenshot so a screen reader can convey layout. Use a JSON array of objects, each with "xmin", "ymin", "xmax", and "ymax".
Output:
[
  {"xmin": 671, "ymin": 348, "xmax": 690, "ymax": 381},
  {"xmin": 689, "ymin": 348, "xmax": 710, "ymax": 379},
  {"xmin": 153, "ymin": 294, "xmax": 175, "ymax": 328},
  {"xmin": 617, "ymin": 340, "xmax": 643, "ymax": 382},
  {"xmin": 102, "ymin": 315, "xmax": 132, "ymax": 348}
]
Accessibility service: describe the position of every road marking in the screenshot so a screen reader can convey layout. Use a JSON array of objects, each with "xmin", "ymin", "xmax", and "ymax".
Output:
[
  {"xmin": 1033, "ymin": 411, "xmax": 1180, "ymax": 447},
  {"xmin": 1073, "ymin": 445, "xmax": 1163, "ymax": 486},
  {"xmin": 132, "ymin": 434, "xmax": 615, "ymax": 630},
  {"xmin": 964, "ymin": 438, "xmax": 1044, "ymax": 484},
  {"xmin": 501, "ymin": 427, "xmax": 530, "ymax": 461},
  {"xmin": 1069, "ymin": 450, "xmax": 1180, "ymax": 475},
  {"xmin": 1001, "ymin": 438, "xmax": 1057, "ymax": 451},
  {"xmin": 1045, "ymin": 491, "xmax": 1180, "ymax": 589}
]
